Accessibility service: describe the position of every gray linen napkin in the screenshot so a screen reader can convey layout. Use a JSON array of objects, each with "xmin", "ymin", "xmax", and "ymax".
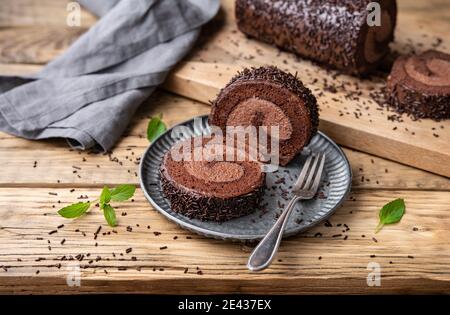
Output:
[{"xmin": 0, "ymin": 0, "xmax": 219, "ymax": 151}]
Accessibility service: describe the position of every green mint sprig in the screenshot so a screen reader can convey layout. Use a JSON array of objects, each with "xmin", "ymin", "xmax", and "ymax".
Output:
[
  {"xmin": 147, "ymin": 113, "xmax": 166, "ymax": 142},
  {"xmin": 375, "ymin": 198, "xmax": 406, "ymax": 233},
  {"xmin": 58, "ymin": 184, "xmax": 136, "ymax": 227}
]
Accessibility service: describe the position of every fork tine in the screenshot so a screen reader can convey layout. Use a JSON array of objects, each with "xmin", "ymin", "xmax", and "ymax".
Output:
[
  {"xmin": 292, "ymin": 154, "xmax": 315, "ymax": 191},
  {"xmin": 308, "ymin": 153, "xmax": 326, "ymax": 193},
  {"xmin": 301, "ymin": 153, "xmax": 322, "ymax": 190}
]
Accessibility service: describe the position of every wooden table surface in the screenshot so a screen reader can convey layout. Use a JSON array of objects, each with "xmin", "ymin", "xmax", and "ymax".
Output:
[{"xmin": 0, "ymin": 0, "xmax": 449, "ymax": 294}]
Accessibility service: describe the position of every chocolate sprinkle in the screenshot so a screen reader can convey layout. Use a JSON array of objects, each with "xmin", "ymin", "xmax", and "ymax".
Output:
[{"xmin": 161, "ymin": 163, "xmax": 265, "ymax": 222}]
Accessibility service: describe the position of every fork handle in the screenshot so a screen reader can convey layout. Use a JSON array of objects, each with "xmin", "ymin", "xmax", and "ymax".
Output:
[{"xmin": 247, "ymin": 196, "xmax": 301, "ymax": 271}]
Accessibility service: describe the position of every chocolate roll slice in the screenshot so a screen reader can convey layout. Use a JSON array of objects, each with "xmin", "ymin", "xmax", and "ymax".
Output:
[
  {"xmin": 387, "ymin": 50, "xmax": 450, "ymax": 120},
  {"xmin": 209, "ymin": 66, "xmax": 319, "ymax": 166},
  {"xmin": 236, "ymin": 0, "xmax": 397, "ymax": 75},
  {"xmin": 160, "ymin": 136, "xmax": 265, "ymax": 222}
]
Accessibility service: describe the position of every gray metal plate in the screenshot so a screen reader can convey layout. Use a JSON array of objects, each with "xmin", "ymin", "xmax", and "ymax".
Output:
[{"xmin": 139, "ymin": 115, "xmax": 352, "ymax": 241}]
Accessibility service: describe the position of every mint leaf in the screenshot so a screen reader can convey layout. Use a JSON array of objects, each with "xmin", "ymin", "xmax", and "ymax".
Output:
[
  {"xmin": 58, "ymin": 184, "xmax": 135, "ymax": 226},
  {"xmin": 103, "ymin": 204, "xmax": 117, "ymax": 227},
  {"xmin": 110, "ymin": 184, "xmax": 136, "ymax": 201},
  {"xmin": 375, "ymin": 198, "xmax": 406, "ymax": 233},
  {"xmin": 99, "ymin": 186, "xmax": 111, "ymax": 207},
  {"xmin": 58, "ymin": 202, "xmax": 91, "ymax": 218},
  {"xmin": 147, "ymin": 113, "xmax": 166, "ymax": 142}
]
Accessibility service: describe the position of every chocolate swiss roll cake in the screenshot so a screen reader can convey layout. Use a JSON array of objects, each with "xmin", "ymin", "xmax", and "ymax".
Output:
[
  {"xmin": 387, "ymin": 50, "xmax": 450, "ymax": 120},
  {"xmin": 209, "ymin": 66, "xmax": 319, "ymax": 166},
  {"xmin": 236, "ymin": 0, "xmax": 397, "ymax": 75},
  {"xmin": 160, "ymin": 136, "xmax": 265, "ymax": 222}
]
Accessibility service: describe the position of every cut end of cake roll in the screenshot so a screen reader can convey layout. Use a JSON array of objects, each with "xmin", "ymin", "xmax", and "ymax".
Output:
[
  {"xmin": 209, "ymin": 66, "xmax": 319, "ymax": 166},
  {"xmin": 387, "ymin": 50, "xmax": 450, "ymax": 120},
  {"xmin": 160, "ymin": 136, "xmax": 265, "ymax": 222},
  {"xmin": 357, "ymin": 0, "xmax": 397, "ymax": 74}
]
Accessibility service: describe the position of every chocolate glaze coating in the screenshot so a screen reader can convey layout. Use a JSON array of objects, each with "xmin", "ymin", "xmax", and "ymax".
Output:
[
  {"xmin": 160, "ymin": 137, "xmax": 265, "ymax": 222},
  {"xmin": 236, "ymin": 0, "xmax": 397, "ymax": 75},
  {"xmin": 387, "ymin": 50, "xmax": 450, "ymax": 120},
  {"xmin": 209, "ymin": 66, "xmax": 319, "ymax": 166}
]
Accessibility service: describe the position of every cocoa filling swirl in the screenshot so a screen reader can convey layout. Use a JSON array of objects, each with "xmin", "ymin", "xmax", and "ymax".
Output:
[
  {"xmin": 179, "ymin": 140, "xmax": 256, "ymax": 184},
  {"xmin": 226, "ymin": 97, "xmax": 293, "ymax": 141},
  {"xmin": 405, "ymin": 55, "xmax": 450, "ymax": 87}
]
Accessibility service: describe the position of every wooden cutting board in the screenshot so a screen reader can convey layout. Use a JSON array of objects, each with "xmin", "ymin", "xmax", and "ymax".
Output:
[
  {"xmin": 160, "ymin": 1, "xmax": 450, "ymax": 178},
  {"xmin": 163, "ymin": 60, "xmax": 450, "ymax": 177}
]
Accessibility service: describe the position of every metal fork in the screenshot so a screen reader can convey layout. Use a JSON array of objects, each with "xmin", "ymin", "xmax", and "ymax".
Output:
[{"xmin": 247, "ymin": 152, "xmax": 326, "ymax": 271}]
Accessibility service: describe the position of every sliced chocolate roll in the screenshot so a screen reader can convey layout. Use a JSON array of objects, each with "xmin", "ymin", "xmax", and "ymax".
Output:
[
  {"xmin": 236, "ymin": 0, "xmax": 397, "ymax": 75},
  {"xmin": 387, "ymin": 50, "xmax": 450, "ymax": 120},
  {"xmin": 160, "ymin": 136, "xmax": 265, "ymax": 222},
  {"xmin": 209, "ymin": 66, "xmax": 319, "ymax": 166}
]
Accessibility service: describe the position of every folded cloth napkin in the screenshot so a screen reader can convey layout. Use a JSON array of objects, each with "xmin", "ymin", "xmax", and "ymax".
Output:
[{"xmin": 0, "ymin": 0, "xmax": 219, "ymax": 151}]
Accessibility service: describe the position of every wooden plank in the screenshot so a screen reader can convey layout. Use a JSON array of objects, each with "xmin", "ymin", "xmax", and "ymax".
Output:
[
  {"xmin": 0, "ymin": 26, "xmax": 88, "ymax": 64},
  {"xmin": 0, "ymin": 0, "xmax": 97, "ymax": 27},
  {"xmin": 2, "ymin": 0, "xmax": 449, "ymax": 64},
  {"xmin": 0, "ymin": 91, "xmax": 448, "ymax": 190},
  {"xmin": 0, "ymin": 187, "xmax": 449, "ymax": 294},
  {"xmin": 0, "ymin": 63, "xmax": 42, "ymax": 76},
  {"xmin": 0, "ymin": 0, "xmax": 95, "ymax": 64}
]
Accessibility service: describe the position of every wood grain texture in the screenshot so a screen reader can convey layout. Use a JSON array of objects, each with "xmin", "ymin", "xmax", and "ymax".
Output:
[
  {"xmin": 0, "ymin": 187, "xmax": 449, "ymax": 294},
  {"xmin": 0, "ymin": 0, "xmax": 97, "ymax": 27},
  {"xmin": 0, "ymin": 0, "xmax": 95, "ymax": 64},
  {"xmin": 0, "ymin": 26, "xmax": 88, "ymax": 64}
]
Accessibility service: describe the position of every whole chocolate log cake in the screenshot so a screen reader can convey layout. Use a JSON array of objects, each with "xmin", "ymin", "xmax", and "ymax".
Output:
[
  {"xmin": 387, "ymin": 50, "xmax": 450, "ymax": 120},
  {"xmin": 161, "ymin": 136, "xmax": 265, "ymax": 222},
  {"xmin": 209, "ymin": 66, "xmax": 319, "ymax": 166},
  {"xmin": 236, "ymin": 0, "xmax": 397, "ymax": 75}
]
